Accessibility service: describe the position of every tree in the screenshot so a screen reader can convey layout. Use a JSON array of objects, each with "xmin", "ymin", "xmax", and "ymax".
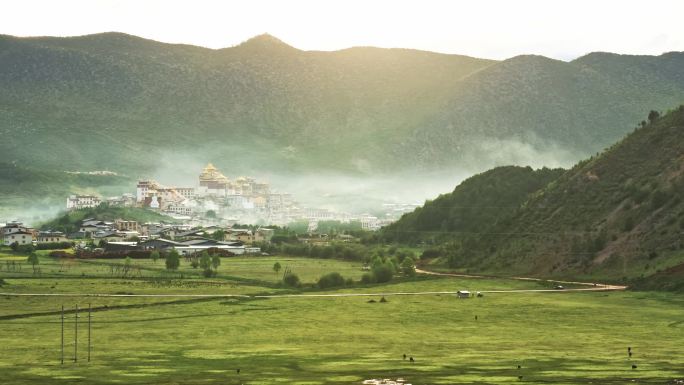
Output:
[
  {"xmin": 27, "ymin": 252, "xmax": 39, "ymax": 274},
  {"xmin": 401, "ymin": 256, "xmax": 416, "ymax": 276},
  {"xmin": 648, "ymin": 110, "xmax": 660, "ymax": 123},
  {"xmin": 211, "ymin": 230, "xmax": 226, "ymax": 241},
  {"xmin": 282, "ymin": 272, "xmax": 300, "ymax": 287},
  {"xmin": 273, "ymin": 262, "xmax": 282, "ymax": 276},
  {"xmin": 150, "ymin": 250, "xmax": 160, "ymax": 264},
  {"xmin": 199, "ymin": 252, "xmax": 211, "ymax": 270},
  {"xmin": 165, "ymin": 250, "xmax": 180, "ymax": 271},
  {"xmin": 360, "ymin": 273, "xmax": 375, "ymax": 284},
  {"xmin": 372, "ymin": 263, "xmax": 394, "ymax": 283},
  {"xmin": 211, "ymin": 254, "xmax": 221, "ymax": 270},
  {"xmin": 123, "ymin": 256, "xmax": 132, "ymax": 277},
  {"xmin": 317, "ymin": 272, "xmax": 346, "ymax": 289}
]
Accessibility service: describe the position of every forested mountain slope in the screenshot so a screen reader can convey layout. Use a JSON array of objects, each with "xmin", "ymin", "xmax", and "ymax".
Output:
[{"xmin": 383, "ymin": 107, "xmax": 684, "ymax": 289}]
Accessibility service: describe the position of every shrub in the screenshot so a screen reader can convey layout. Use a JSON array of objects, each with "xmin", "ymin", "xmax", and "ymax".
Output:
[
  {"xmin": 35, "ymin": 242, "xmax": 74, "ymax": 250},
  {"xmin": 360, "ymin": 273, "xmax": 375, "ymax": 284},
  {"xmin": 165, "ymin": 250, "xmax": 180, "ymax": 271},
  {"xmin": 49, "ymin": 250, "xmax": 72, "ymax": 258},
  {"xmin": 401, "ymin": 257, "xmax": 416, "ymax": 276},
  {"xmin": 372, "ymin": 264, "xmax": 394, "ymax": 283},
  {"xmin": 651, "ymin": 190, "xmax": 671, "ymax": 210},
  {"xmin": 317, "ymin": 272, "xmax": 346, "ymax": 289},
  {"xmin": 420, "ymin": 248, "xmax": 442, "ymax": 260},
  {"xmin": 283, "ymin": 272, "xmax": 301, "ymax": 287},
  {"xmin": 10, "ymin": 243, "xmax": 35, "ymax": 253}
]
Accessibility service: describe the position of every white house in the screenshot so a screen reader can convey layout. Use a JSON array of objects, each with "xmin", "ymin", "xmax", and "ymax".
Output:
[
  {"xmin": 37, "ymin": 231, "xmax": 68, "ymax": 244},
  {"xmin": 67, "ymin": 195, "xmax": 101, "ymax": 210},
  {"xmin": 3, "ymin": 231, "xmax": 34, "ymax": 246}
]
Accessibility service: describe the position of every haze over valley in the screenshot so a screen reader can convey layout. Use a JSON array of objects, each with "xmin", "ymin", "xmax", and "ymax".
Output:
[{"xmin": 2, "ymin": 32, "xmax": 684, "ymax": 220}]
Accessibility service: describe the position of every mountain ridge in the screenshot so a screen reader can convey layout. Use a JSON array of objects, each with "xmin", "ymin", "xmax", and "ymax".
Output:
[{"xmin": 1, "ymin": 32, "xmax": 684, "ymax": 215}]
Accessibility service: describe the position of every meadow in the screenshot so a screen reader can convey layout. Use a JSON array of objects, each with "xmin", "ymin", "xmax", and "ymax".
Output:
[{"xmin": 1, "ymin": 252, "xmax": 683, "ymax": 384}]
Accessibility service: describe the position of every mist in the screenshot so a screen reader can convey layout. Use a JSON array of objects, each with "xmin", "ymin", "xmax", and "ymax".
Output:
[
  {"xmin": 144, "ymin": 137, "xmax": 581, "ymax": 216},
  {"xmin": 0, "ymin": 135, "xmax": 582, "ymax": 227}
]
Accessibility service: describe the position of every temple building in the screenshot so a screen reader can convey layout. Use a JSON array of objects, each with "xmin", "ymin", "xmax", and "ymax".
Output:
[{"xmin": 198, "ymin": 163, "xmax": 230, "ymax": 197}]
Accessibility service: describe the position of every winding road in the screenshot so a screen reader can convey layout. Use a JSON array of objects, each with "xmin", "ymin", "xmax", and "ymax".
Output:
[{"xmin": 0, "ymin": 268, "xmax": 626, "ymax": 299}]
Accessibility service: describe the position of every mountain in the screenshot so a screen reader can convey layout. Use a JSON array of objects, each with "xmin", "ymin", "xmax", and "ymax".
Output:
[
  {"xmin": 0, "ymin": 32, "xmax": 494, "ymax": 174},
  {"xmin": 2, "ymin": 33, "xmax": 684, "ymax": 220},
  {"xmin": 1, "ymin": 32, "xmax": 684, "ymax": 176},
  {"xmin": 382, "ymin": 107, "xmax": 684, "ymax": 289}
]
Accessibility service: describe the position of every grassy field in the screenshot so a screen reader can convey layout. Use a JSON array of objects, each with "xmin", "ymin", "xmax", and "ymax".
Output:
[{"xmin": 1, "ymin": 253, "xmax": 683, "ymax": 384}]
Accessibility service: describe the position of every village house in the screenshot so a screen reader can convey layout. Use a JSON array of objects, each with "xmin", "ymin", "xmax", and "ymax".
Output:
[
  {"xmin": 36, "ymin": 230, "xmax": 68, "ymax": 244},
  {"xmin": 106, "ymin": 193, "xmax": 136, "ymax": 207},
  {"xmin": 223, "ymin": 227, "xmax": 273, "ymax": 244},
  {"xmin": 2, "ymin": 231, "xmax": 34, "ymax": 246},
  {"xmin": 66, "ymin": 195, "xmax": 102, "ymax": 210},
  {"xmin": 114, "ymin": 219, "xmax": 139, "ymax": 232},
  {"xmin": 1, "ymin": 221, "xmax": 31, "ymax": 235},
  {"xmin": 102, "ymin": 241, "xmax": 139, "ymax": 252},
  {"xmin": 92, "ymin": 231, "xmax": 127, "ymax": 246},
  {"xmin": 139, "ymin": 238, "xmax": 184, "ymax": 250}
]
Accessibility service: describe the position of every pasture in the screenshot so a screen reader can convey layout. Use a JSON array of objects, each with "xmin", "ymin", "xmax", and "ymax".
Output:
[{"xmin": 0, "ymin": 253, "xmax": 683, "ymax": 384}]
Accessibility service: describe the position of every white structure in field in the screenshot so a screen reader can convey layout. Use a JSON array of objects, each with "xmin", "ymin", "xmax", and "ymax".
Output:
[
  {"xmin": 359, "ymin": 213, "xmax": 381, "ymax": 231},
  {"xmin": 136, "ymin": 180, "xmax": 194, "ymax": 213},
  {"xmin": 66, "ymin": 195, "xmax": 101, "ymax": 210}
]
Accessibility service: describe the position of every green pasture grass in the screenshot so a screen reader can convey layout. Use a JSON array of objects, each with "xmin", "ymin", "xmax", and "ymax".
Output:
[
  {"xmin": 2, "ymin": 255, "xmax": 368, "ymax": 286},
  {"xmin": 0, "ymin": 273, "xmax": 683, "ymax": 384}
]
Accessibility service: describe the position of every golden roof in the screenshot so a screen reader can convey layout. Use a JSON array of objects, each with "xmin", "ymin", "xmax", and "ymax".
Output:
[{"xmin": 199, "ymin": 163, "xmax": 229, "ymax": 183}]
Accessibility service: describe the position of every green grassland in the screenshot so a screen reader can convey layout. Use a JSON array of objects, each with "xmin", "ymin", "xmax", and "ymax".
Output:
[{"xmin": 1, "ymin": 254, "xmax": 683, "ymax": 384}]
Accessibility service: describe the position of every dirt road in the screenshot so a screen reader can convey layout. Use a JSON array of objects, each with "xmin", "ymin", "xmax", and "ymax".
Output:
[{"xmin": 0, "ymin": 268, "xmax": 625, "ymax": 299}]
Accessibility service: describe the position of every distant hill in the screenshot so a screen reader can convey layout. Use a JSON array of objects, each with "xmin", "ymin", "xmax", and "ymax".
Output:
[
  {"xmin": 382, "ymin": 107, "xmax": 684, "ymax": 289},
  {"xmin": 0, "ymin": 162, "xmax": 130, "ymax": 222},
  {"xmin": 1, "ymin": 32, "xmax": 684, "ymax": 176}
]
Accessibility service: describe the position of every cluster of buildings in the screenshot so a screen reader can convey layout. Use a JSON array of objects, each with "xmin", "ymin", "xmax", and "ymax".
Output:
[
  {"xmin": 1, "ymin": 217, "xmax": 271, "ymax": 256},
  {"xmin": 64, "ymin": 163, "xmax": 415, "ymax": 231},
  {"xmin": 1, "ymin": 221, "xmax": 68, "ymax": 246},
  {"xmin": 79, "ymin": 218, "xmax": 272, "ymax": 256},
  {"xmin": 133, "ymin": 164, "xmax": 298, "ymax": 225}
]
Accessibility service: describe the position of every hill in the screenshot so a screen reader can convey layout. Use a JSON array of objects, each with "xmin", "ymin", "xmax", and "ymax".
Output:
[
  {"xmin": 0, "ymin": 162, "xmax": 130, "ymax": 222},
  {"xmin": 383, "ymin": 107, "xmax": 684, "ymax": 289},
  {"xmin": 378, "ymin": 166, "xmax": 564, "ymax": 244},
  {"xmin": 39, "ymin": 205, "xmax": 177, "ymax": 234}
]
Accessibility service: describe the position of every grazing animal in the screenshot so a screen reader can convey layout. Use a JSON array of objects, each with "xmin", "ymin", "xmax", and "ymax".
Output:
[
  {"xmin": 628, "ymin": 347, "xmax": 632, "ymax": 352},
  {"xmin": 632, "ymin": 364, "xmax": 637, "ymax": 369},
  {"xmin": 517, "ymin": 365, "xmax": 521, "ymax": 369},
  {"xmin": 629, "ymin": 351, "xmax": 633, "ymax": 358},
  {"xmin": 403, "ymin": 354, "xmax": 407, "ymax": 360},
  {"xmin": 237, "ymin": 369, "xmax": 240, "ymax": 374},
  {"xmin": 409, "ymin": 357, "xmax": 415, "ymax": 363},
  {"xmin": 518, "ymin": 375, "xmax": 523, "ymax": 381},
  {"xmin": 475, "ymin": 315, "xmax": 478, "ymax": 321}
]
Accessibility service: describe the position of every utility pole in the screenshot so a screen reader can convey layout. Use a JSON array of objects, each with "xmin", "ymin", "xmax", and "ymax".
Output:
[
  {"xmin": 74, "ymin": 304, "xmax": 78, "ymax": 363},
  {"xmin": 88, "ymin": 303, "xmax": 91, "ymax": 362},
  {"xmin": 61, "ymin": 305, "xmax": 64, "ymax": 365}
]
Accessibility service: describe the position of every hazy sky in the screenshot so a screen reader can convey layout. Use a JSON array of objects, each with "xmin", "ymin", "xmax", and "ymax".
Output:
[{"xmin": 3, "ymin": 0, "xmax": 683, "ymax": 60}]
